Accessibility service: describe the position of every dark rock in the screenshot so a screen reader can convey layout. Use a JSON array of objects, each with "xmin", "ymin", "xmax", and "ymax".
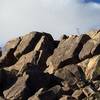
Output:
[
  {"xmin": 59, "ymin": 95, "xmax": 76, "ymax": 100},
  {"xmin": 39, "ymin": 85, "xmax": 62, "ymax": 100}
]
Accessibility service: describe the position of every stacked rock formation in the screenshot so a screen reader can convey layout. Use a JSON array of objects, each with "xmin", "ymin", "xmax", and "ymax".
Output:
[{"xmin": 0, "ymin": 31, "xmax": 100, "ymax": 100}]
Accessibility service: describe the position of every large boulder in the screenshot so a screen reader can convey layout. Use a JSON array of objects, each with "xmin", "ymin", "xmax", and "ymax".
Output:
[
  {"xmin": 85, "ymin": 55, "xmax": 100, "ymax": 80},
  {"xmin": 0, "ymin": 37, "xmax": 21, "ymax": 67},
  {"xmin": 86, "ymin": 30, "xmax": 100, "ymax": 43},
  {"xmin": 54, "ymin": 66, "xmax": 77, "ymax": 86},
  {"xmin": 14, "ymin": 32, "xmax": 42, "ymax": 59},
  {"xmin": 3, "ymin": 74, "xmax": 30, "ymax": 100},
  {"xmin": 79, "ymin": 39, "xmax": 100, "ymax": 60},
  {"xmin": 0, "ymin": 49, "xmax": 17, "ymax": 67},
  {"xmin": 46, "ymin": 34, "xmax": 90, "ymax": 74}
]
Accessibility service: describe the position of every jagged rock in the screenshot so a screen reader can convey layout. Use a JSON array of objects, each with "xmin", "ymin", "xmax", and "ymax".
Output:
[
  {"xmin": 79, "ymin": 39, "xmax": 94, "ymax": 60},
  {"xmin": 0, "ymin": 49, "xmax": 17, "ymax": 67},
  {"xmin": 86, "ymin": 30, "xmax": 100, "ymax": 43},
  {"xmin": 64, "ymin": 65, "xmax": 83, "ymax": 81},
  {"xmin": 3, "ymin": 37, "xmax": 21, "ymax": 54},
  {"xmin": 0, "ymin": 31, "xmax": 100, "ymax": 100},
  {"xmin": 46, "ymin": 34, "xmax": 90, "ymax": 74},
  {"xmin": 54, "ymin": 67, "xmax": 77, "ymax": 86},
  {"xmin": 59, "ymin": 95, "xmax": 76, "ymax": 100},
  {"xmin": 72, "ymin": 89, "xmax": 85, "ymax": 100},
  {"xmin": 82, "ymin": 85, "xmax": 95, "ymax": 97},
  {"xmin": 14, "ymin": 32, "xmax": 42, "ymax": 59},
  {"xmin": 3, "ymin": 74, "xmax": 30, "ymax": 100},
  {"xmin": 77, "ymin": 59, "xmax": 89, "ymax": 72},
  {"xmin": 79, "ymin": 39, "xmax": 100, "ymax": 60},
  {"xmin": 85, "ymin": 55, "xmax": 100, "ymax": 80}
]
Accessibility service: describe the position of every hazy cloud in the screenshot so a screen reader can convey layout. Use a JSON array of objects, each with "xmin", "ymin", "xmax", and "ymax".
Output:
[{"xmin": 0, "ymin": 0, "xmax": 100, "ymax": 46}]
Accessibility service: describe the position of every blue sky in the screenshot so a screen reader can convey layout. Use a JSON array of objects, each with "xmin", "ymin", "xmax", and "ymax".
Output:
[{"xmin": 0, "ymin": 0, "xmax": 100, "ymax": 46}]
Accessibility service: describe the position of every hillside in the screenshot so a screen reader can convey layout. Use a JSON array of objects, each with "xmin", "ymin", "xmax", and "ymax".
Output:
[{"xmin": 0, "ymin": 31, "xmax": 100, "ymax": 100}]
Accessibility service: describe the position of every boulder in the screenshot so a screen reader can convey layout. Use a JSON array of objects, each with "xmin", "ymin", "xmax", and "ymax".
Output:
[
  {"xmin": 0, "ymin": 49, "xmax": 17, "ymax": 67},
  {"xmin": 14, "ymin": 32, "xmax": 42, "ymax": 59},
  {"xmin": 54, "ymin": 67, "xmax": 77, "ymax": 86},
  {"xmin": 79, "ymin": 39, "xmax": 100, "ymax": 60},
  {"xmin": 86, "ymin": 30, "xmax": 100, "ymax": 43},
  {"xmin": 85, "ymin": 55, "xmax": 100, "ymax": 80},
  {"xmin": 2, "ymin": 37, "xmax": 21, "ymax": 54},
  {"xmin": 46, "ymin": 34, "xmax": 90, "ymax": 74},
  {"xmin": 6, "ymin": 50, "xmax": 40, "ymax": 74},
  {"xmin": 3, "ymin": 74, "xmax": 30, "ymax": 100},
  {"xmin": 79, "ymin": 39, "xmax": 94, "ymax": 60}
]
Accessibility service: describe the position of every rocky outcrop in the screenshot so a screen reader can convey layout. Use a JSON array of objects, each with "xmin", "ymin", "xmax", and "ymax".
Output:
[{"xmin": 0, "ymin": 31, "xmax": 100, "ymax": 100}]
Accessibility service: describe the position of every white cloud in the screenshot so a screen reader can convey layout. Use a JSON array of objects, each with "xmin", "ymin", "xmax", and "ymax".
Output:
[{"xmin": 0, "ymin": 0, "xmax": 100, "ymax": 46}]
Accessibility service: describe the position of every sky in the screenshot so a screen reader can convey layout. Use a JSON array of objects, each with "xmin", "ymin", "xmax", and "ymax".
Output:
[{"xmin": 0, "ymin": 0, "xmax": 100, "ymax": 46}]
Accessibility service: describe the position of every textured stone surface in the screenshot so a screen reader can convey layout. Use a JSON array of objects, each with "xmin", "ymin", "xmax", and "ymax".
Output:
[{"xmin": 0, "ymin": 31, "xmax": 100, "ymax": 100}]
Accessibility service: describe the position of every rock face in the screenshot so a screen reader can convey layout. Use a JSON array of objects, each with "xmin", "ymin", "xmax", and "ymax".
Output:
[{"xmin": 0, "ymin": 31, "xmax": 100, "ymax": 100}]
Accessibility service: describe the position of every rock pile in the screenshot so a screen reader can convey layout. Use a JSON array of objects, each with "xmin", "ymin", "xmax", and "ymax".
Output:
[{"xmin": 0, "ymin": 31, "xmax": 100, "ymax": 100}]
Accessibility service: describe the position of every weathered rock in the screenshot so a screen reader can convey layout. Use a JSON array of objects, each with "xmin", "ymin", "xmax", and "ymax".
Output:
[
  {"xmin": 3, "ymin": 74, "xmax": 30, "ymax": 100},
  {"xmin": 72, "ymin": 89, "xmax": 85, "ymax": 100},
  {"xmin": 79, "ymin": 39, "xmax": 94, "ymax": 60},
  {"xmin": 46, "ymin": 34, "xmax": 90, "ymax": 74},
  {"xmin": 3, "ymin": 37, "xmax": 21, "ymax": 54},
  {"xmin": 64, "ymin": 65, "xmax": 83, "ymax": 81},
  {"xmin": 0, "ymin": 49, "xmax": 17, "ymax": 67},
  {"xmin": 86, "ymin": 30, "xmax": 100, "ymax": 43},
  {"xmin": 79, "ymin": 39, "xmax": 100, "ymax": 60},
  {"xmin": 82, "ymin": 85, "xmax": 95, "ymax": 97},
  {"xmin": 54, "ymin": 67, "xmax": 77, "ymax": 86},
  {"xmin": 85, "ymin": 55, "xmax": 100, "ymax": 80},
  {"xmin": 77, "ymin": 59, "xmax": 89, "ymax": 73},
  {"xmin": 14, "ymin": 32, "xmax": 42, "ymax": 59},
  {"xmin": 6, "ymin": 50, "xmax": 40, "ymax": 75},
  {"xmin": 33, "ymin": 33, "xmax": 56, "ymax": 71}
]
